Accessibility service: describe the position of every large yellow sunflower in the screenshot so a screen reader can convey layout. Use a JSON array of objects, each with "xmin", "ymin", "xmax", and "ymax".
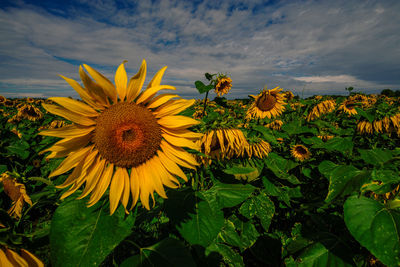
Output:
[
  {"xmin": 0, "ymin": 246, "xmax": 44, "ymax": 267},
  {"xmin": 39, "ymin": 60, "xmax": 202, "ymax": 214},
  {"xmin": 246, "ymin": 87, "xmax": 286, "ymax": 119}
]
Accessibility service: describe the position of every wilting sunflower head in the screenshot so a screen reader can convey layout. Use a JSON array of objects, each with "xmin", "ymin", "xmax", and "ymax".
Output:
[
  {"xmin": 26, "ymin": 97, "xmax": 35, "ymax": 103},
  {"xmin": 246, "ymin": 87, "xmax": 286, "ymax": 119},
  {"xmin": 339, "ymin": 100, "xmax": 358, "ymax": 115},
  {"xmin": 39, "ymin": 60, "xmax": 202, "ymax": 214},
  {"xmin": 0, "ymin": 95, "xmax": 6, "ymax": 104},
  {"xmin": 291, "ymin": 145, "xmax": 311, "ymax": 161},
  {"xmin": 18, "ymin": 104, "xmax": 43, "ymax": 121},
  {"xmin": 4, "ymin": 99, "xmax": 14, "ymax": 107},
  {"xmin": 0, "ymin": 246, "xmax": 44, "ymax": 267},
  {"xmin": 215, "ymin": 75, "xmax": 232, "ymax": 97}
]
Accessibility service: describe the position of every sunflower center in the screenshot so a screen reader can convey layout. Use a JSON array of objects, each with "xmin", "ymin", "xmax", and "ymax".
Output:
[
  {"xmin": 257, "ymin": 93, "xmax": 277, "ymax": 111},
  {"xmin": 295, "ymin": 146, "xmax": 307, "ymax": 155},
  {"xmin": 94, "ymin": 102, "xmax": 162, "ymax": 168}
]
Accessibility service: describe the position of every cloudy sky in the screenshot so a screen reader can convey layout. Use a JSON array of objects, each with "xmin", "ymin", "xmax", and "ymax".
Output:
[{"xmin": 0, "ymin": 0, "xmax": 399, "ymax": 99}]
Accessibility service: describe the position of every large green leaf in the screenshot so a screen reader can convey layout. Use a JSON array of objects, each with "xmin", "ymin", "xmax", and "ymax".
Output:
[
  {"xmin": 264, "ymin": 152, "xmax": 300, "ymax": 184},
  {"xmin": 50, "ymin": 198, "xmax": 135, "ymax": 267},
  {"xmin": 195, "ymin": 80, "xmax": 213, "ymax": 94},
  {"xmin": 223, "ymin": 165, "xmax": 259, "ymax": 181},
  {"xmin": 206, "ymin": 243, "xmax": 244, "ymax": 267},
  {"xmin": 282, "ymin": 121, "xmax": 318, "ymax": 135},
  {"xmin": 344, "ymin": 196, "xmax": 400, "ymax": 267},
  {"xmin": 6, "ymin": 139, "xmax": 30, "ymax": 159},
  {"xmin": 205, "ymin": 182, "xmax": 256, "ymax": 209},
  {"xmin": 313, "ymin": 137, "xmax": 353, "ymax": 154},
  {"xmin": 358, "ymin": 148, "xmax": 393, "ymax": 166},
  {"xmin": 120, "ymin": 238, "xmax": 196, "ymax": 267},
  {"xmin": 239, "ymin": 191, "xmax": 275, "ymax": 231},
  {"xmin": 165, "ymin": 189, "xmax": 224, "ymax": 247},
  {"xmin": 251, "ymin": 125, "xmax": 279, "ymax": 145},
  {"xmin": 318, "ymin": 161, "xmax": 370, "ymax": 202}
]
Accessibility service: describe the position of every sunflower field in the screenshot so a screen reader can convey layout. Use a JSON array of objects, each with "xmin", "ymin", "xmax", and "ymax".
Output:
[{"xmin": 1, "ymin": 63, "xmax": 400, "ymax": 267}]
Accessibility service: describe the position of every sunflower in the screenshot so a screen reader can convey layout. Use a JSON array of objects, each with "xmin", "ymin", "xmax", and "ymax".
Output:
[
  {"xmin": 0, "ymin": 173, "xmax": 32, "ymax": 219},
  {"xmin": 338, "ymin": 99, "xmax": 357, "ymax": 115},
  {"xmin": 215, "ymin": 76, "xmax": 232, "ymax": 97},
  {"xmin": 265, "ymin": 120, "xmax": 283, "ymax": 130},
  {"xmin": 11, "ymin": 127, "xmax": 22, "ymax": 138},
  {"xmin": 39, "ymin": 60, "xmax": 202, "ymax": 214},
  {"xmin": 197, "ymin": 128, "xmax": 248, "ymax": 163},
  {"xmin": 243, "ymin": 140, "xmax": 271, "ymax": 158},
  {"xmin": 0, "ymin": 95, "xmax": 6, "ymax": 104},
  {"xmin": 0, "ymin": 246, "xmax": 44, "ymax": 267},
  {"xmin": 306, "ymin": 100, "xmax": 336, "ymax": 121},
  {"xmin": 246, "ymin": 87, "xmax": 286, "ymax": 119},
  {"xmin": 357, "ymin": 121, "xmax": 373, "ymax": 135},
  {"xmin": 4, "ymin": 99, "xmax": 14, "ymax": 107},
  {"xmin": 283, "ymin": 91, "xmax": 294, "ymax": 101},
  {"xmin": 291, "ymin": 145, "xmax": 311, "ymax": 161},
  {"xmin": 26, "ymin": 97, "xmax": 35, "ymax": 103},
  {"xmin": 17, "ymin": 104, "xmax": 43, "ymax": 121}
]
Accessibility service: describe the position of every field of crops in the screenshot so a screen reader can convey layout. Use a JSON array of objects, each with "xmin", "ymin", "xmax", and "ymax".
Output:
[{"xmin": 1, "ymin": 64, "xmax": 400, "ymax": 266}]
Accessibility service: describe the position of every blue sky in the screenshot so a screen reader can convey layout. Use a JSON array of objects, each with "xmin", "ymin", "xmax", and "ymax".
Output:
[{"xmin": 0, "ymin": 0, "xmax": 399, "ymax": 99}]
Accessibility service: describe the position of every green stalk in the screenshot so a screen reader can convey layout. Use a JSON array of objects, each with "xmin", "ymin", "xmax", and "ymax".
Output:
[{"xmin": 202, "ymin": 91, "xmax": 209, "ymax": 117}]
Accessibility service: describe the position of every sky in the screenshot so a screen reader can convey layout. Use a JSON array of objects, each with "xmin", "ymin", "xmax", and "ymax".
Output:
[{"xmin": 0, "ymin": 0, "xmax": 399, "ymax": 99}]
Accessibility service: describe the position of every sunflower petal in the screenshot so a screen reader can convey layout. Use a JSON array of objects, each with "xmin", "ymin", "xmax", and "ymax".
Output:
[
  {"xmin": 162, "ymin": 133, "xmax": 199, "ymax": 150},
  {"xmin": 79, "ymin": 66, "xmax": 108, "ymax": 106},
  {"xmin": 39, "ymin": 125, "xmax": 95, "ymax": 138},
  {"xmin": 152, "ymin": 156, "xmax": 179, "ymax": 188},
  {"xmin": 42, "ymin": 133, "xmax": 93, "ymax": 159},
  {"xmin": 5, "ymin": 248, "xmax": 28, "ymax": 266},
  {"xmin": 115, "ymin": 61, "xmax": 128, "ymax": 101},
  {"xmin": 48, "ymin": 97, "xmax": 98, "ymax": 117},
  {"xmin": 77, "ymin": 158, "xmax": 106, "ymax": 199},
  {"xmin": 109, "ymin": 167, "xmax": 125, "ymax": 214},
  {"xmin": 83, "ymin": 64, "xmax": 117, "ymax": 104},
  {"xmin": 120, "ymin": 168, "xmax": 130, "ymax": 213},
  {"xmin": 157, "ymin": 150, "xmax": 188, "ymax": 182},
  {"xmin": 136, "ymin": 164, "xmax": 153, "ymax": 210},
  {"xmin": 42, "ymin": 104, "xmax": 96, "ymax": 126},
  {"xmin": 154, "ymin": 99, "xmax": 195, "ymax": 118},
  {"xmin": 87, "ymin": 163, "xmax": 114, "ymax": 207},
  {"xmin": 20, "ymin": 249, "xmax": 44, "ymax": 267},
  {"xmin": 161, "ymin": 127, "xmax": 203, "ymax": 140},
  {"xmin": 147, "ymin": 94, "xmax": 180, "ymax": 109},
  {"xmin": 157, "ymin": 115, "xmax": 200, "ymax": 130},
  {"xmin": 129, "ymin": 167, "xmax": 140, "ymax": 210},
  {"xmin": 147, "ymin": 157, "xmax": 167, "ymax": 198},
  {"xmin": 147, "ymin": 66, "xmax": 167, "ymax": 88},
  {"xmin": 136, "ymin": 85, "xmax": 176, "ymax": 105},
  {"xmin": 50, "ymin": 146, "xmax": 93, "ymax": 178},
  {"xmin": 59, "ymin": 75, "xmax": 103, "ymax": 110},
  {"xmin": 126, "ymin": 59, "xmax": 147, "ymax": 102}
]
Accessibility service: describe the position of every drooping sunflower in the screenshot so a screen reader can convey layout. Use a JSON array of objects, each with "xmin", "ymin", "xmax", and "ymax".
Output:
[
  {"xmin": 243, "ymin": 139, "xmax": 271, "ymax": 159},
  {"xmin": 357, "ymin": 121, "xmax": 373, "ymax": 135},
  {"xmin": 0, "ymin": 246, "xmax": 44, "ymax": 267},
  {"xmin": 246, "ymin": 87, "xmax": 286, "ymax": 119},
  {"xmin": 291, "ymin": 145, "xmax": 311, "ymax": 161},
  {"xmin": 265, "ymin": 120, "xmax": 283, "ymax": 130},
  {"xmin": 26, "ymin": 97, "xmax": 35, "ymax": 103},
  {"xmin": 215, "ymin": 75, "xmax": 232, "ymax": 97},
  {"xmin": 338, "ymin": 99, "xmax": 357, "ymax": 115},
  {"xmin": 0, "ymin": 173, "xmax": 32, "ymax": 219},
  {"xmin": 0, "ymin": 95, "xmax": 6, "ymax": 104},
  {"xmin": 3, "ymin": 99, "xmax": 14, "ymax": 107},
  {"xmin": 17, "ymin": 104, "xmax": 43, "ymax": 121},
  {"xmin": 39, "ymin": 60, "xmax": 202, "ymax": 214},
  {"xmin": 306, "ymin": 100, "xmax": 336, "ymax": 121},
  {"xmin": 197, "ymin": 128, "xmax": 248, "ymax": 163}
]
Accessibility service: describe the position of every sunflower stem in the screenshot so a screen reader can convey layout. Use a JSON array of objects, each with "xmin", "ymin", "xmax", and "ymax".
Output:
[{"xmin": 202, "ymin": 91, "xmax": 209, "ymax": 117}]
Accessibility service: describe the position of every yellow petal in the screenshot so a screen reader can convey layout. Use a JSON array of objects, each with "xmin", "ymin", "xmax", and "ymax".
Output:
[
  {"xmin": 48, "ymin": 97, "xmax": 99, "ymax": 117},
  {"xmin": 42, "ymin": 133, "xmax": 93, "ymax": 159},
  {"xmin": 147, "ymin": 94, "xmax": 180, "ymax": 109},
  {"xmin": 115, "ymin": 61, "xmax": 128, "ymax": 101},
  {"xmin": 136, "ymin": 85, "xmax": 176, "ymax": 105},
  {"xmin": 129, "ymin": 167, "xmax": 140, "ymax": 210},
  {"xmin": 20, "ymin": 249, "xmax": 44, "ymax": 267},
  {"xmin": 152, "ymin": 155, "xmax": 179, "ymax": 188},
  {"xmin": 83, "ymin": 64, "xmax": 117, "ymax": 104},
  {"xmin": 147, "ymin": 157, "xmax": 167, "ymax": 198},
  {"xmin": 109, "ymin": 167, "xmax": 125, "ymax": 214},
  {"xmin": 162, "ymin": 133, "xmax": 199, "ymax": 150},
  {"xmin": 154, "ymin": 99, "xmax": 195, "ymax": 118},
  {"xmin": 157, "ymin": 150, "xmax": 189, "ymax": 182},
  {"xmin": 161, "ymin": 127, "xmax": 203, "ymax": 140},
  {"xmin": 120, "ymin": 168, "xmax": 130, "ymax": 213},
  {"xmin": 87, "ymin": 163, "xmax": 114, "ymax": 207},
  {"xmin": 5, "ymin": 248, "xmax": 28, "ymax": 266},
  {"xmin": 39, "ymin": 125, "xmax": 95, "ymax": 138},
  {"xmin": 160, "ymin": 141, "xmax": 198, "ymax": 169},
  {"xmin": 126, "ymin": 59, "xmax": 147, "ymax": 103},
  {"xmin": 0, "ymin": 249, "xmax": 13, "ymax": 266},
  {"xmin": 42, "ymin": 104, "xmax": 96, "ymax": 126},
  {"xmin": 147, "ymin": 66, "xmax": 167, "ymax": 89},
  {"xmin": 59, "ymin": 75, "xmax": 103, "ymax": 110},
  {"xmin": 49, "ymin": 146, "xmax": 93, "ymax": 178},
  {"xmin": 77, "ymin": 158, "xmax": 106, "ymax": 199},
  {"xmin": 136, "ymin": 163, "xmax": 153, "ymax": 210},
  {"xmin": 79, "ymin": 66, "xmax": 108, "ymax": 106},
  {"xmin": 157, "ymin": 115, "xmax": 200, "ymax": 130}
]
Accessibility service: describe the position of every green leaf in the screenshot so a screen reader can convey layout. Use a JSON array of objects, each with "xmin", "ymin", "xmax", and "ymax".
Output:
[
  {"xmin": 355, "ymin": 107, "xmax": 374, "ymax": 122},
  {"xmin": 264, "ymin": 153, "xmax": 300, "ymax": 184},
  {"xmin": 251, "ymin": 125, "xmax": 279, "ymax": 145},
  {"xmin": 6, "ymin": 140, "xmax": 30, "ymax": 159},
  {"xmin": 205, "ymin": 182, "xmax": 256, "ymax": 209},
  {"xmin": 165, "ymin": 189, "xmax": 224, "ymax": 247},
  {"xmin": 50, "ymin": 198, "xmax": 135, "ymax": 267},
  {"xmin": 120, "ymin": 238, "xmax": 196, "ymax": 267},
  {"xmin": 358, "ymin": 148, "xmax": 393, "ymax": 166},
  {"xmin": 206, "ymin": 243, "xmax": 244, "ymax": 267},
  {"xmin": 319, "ymin": 161, "xmax": 370, "ymax": 202},
  {"xmin": 282, "ymin": 121, "xmax": 318, "ymax": 135},
  {"xmin": 239, "ymin": 192, "xmax": 275, "ymax": 231},
  {"xmin": 223, "ymin": 165, "xmax": 259, "ymax": 182},
  {"xmin": 313, "ymin": 137, "xmax": 353, "ymax": 155},
  {"xmin": 344, "ymin": 196, "xmax": 400, "ymax": 267},
  {"xmin": 287, "ymin": 241, "xmax": 355, "ymax": 267},
  {"xmin": 195, "ymin": 81, "xmax": 213, "ymax": 94}
]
